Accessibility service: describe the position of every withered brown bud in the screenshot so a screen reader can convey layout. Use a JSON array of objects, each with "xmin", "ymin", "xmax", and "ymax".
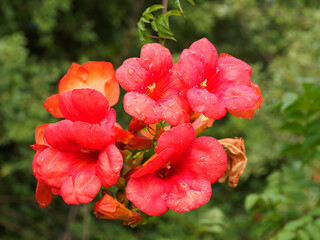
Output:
[{"xmin": 218, "ymin": 137, "xmax": 247, "ymax": 188}]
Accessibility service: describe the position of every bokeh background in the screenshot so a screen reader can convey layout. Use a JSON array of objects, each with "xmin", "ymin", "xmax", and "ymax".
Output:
[{"xmin": 1, "ymin": 0, "xmax": 320, "ymax": 239}]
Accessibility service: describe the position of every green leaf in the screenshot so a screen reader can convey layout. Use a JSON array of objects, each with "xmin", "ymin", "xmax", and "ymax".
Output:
[
  {"xmin": 187, "ymin": 0, "xmax": 196, "ymax": 5},
  {"xmin": 280, "ymin": 121, "xmax": 305, "ymax": 135},
  {"xmin": 167, "ymin": 10, "xmax": 183, "ymax": 17},
  {"xmin": 245, "ymin": 194, "xmax": 261, "ymax": 211},
  {"xmin": 297, "ymin": 229, "xmax": 310, "ymax": 240},
  {"xmin": 144, "ymin": 13, "xmax": 155, "ymax": 20},
  {"xmin": 151, "ymin": 19, "xmax": 159, "ymax": 32},
  {"xmin": 173, "ymin": 0, "xmax": 184, "ymax": 15},
  {"xmin": 158, "ymin": 32, "xmax": 176, "ymax": 41},
  {"xmin": 281, "ymin": 92, "xmax": 299, "ymax": 112},
  {"xmin": 137, "ymin": 28, "xmax": 151, "ymax": 42},
  {"xmin": 276, "ymin": 230, "xmax": 296, "ymax": 240},
  {"xmin": 145, "ymin": 4, "xmax": 164, "ymax": 13},
  {"xmin": 303, "ymin": 132, "xmax": 320, "ymax": 150}
]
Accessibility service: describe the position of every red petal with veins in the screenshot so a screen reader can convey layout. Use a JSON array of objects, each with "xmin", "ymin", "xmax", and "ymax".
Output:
[
  {"xmin": 183, "ymin": 136, "xmax": 227, "ymax": 183},
  {"xmin": 166, "ymin": 176, "xmax": 212, "ymax": 213},
  {"xmin": 96, "ymin": 145, "xmax": 123, "ymax": 188},
  {"xmin": 44, "ymin": 120, "xmax": 114, "ymax": 151},
  {"xmin": 59, "ymin": 88, "xmax": 109, "ymax": 124},
  {"xmin": 116, "ymin": 58, "xmax": 150, "ymax": 92},
  {"xmin": 61, "ymin": 172, "xmax": 101, "ymax": 204},
  {"xmin": 123, "ymin": 92, "xmax": 162, "ymax": 124},
  {"xmin": 215, "ymin": 54, "xmax": 252, "ymax": 90},
  {"xmin": 228, "ymin": 83, "xmax": 263, "ymax": 118},
  {"xmin": 187, "ymin": 87, "xmax": 227, "ymax": 120},
  {"xmin": 159, "ymin": 93, "xmax": 190, "ymax": 126},
  {"xmin": 156, "ymin": 123, "xmax": 194, "ymax": 155},
  {"xmin": 140, "ymin": 43, "xmax": 173, "ymax": 79},
  {"xmin": 126, "ymin": 174, "xmax": 172, "ymax": 216},
  {"xmin": 222, "ymin": 85, "xmax": 260, "ymax": 112},
  {"xmin": 33, "ymin": 148, "xmax": 97, "ymax": 188}
]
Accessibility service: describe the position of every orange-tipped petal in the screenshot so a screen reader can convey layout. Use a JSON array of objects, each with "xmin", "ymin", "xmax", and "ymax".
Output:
[
  {"xmin": 43, "ymin": 94, "xmax": 63, "ymax": 118},
  {"xmin": 228, "ymin": 83, "xmax": 263, "ymax": 119},
  {"xmin": 35, "ymin": 124, "xmax": 50, "ymax": 145},
  {"xmin": 59, "ymin": 61, "xmax": 120, "ymax": 107}
]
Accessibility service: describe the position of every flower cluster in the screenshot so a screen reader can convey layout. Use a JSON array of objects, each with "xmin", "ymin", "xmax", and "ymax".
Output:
[{"xmin": 32, "ymin": 38, "xmax": 262, "ymax": 226}]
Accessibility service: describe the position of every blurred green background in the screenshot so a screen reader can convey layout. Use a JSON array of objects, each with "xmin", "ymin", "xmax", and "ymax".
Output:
[{"xmin": 1, "ymin": 0, "xmax": 320, "ymax": 239}]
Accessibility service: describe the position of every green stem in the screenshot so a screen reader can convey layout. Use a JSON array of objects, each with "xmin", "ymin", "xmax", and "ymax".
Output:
[{"xmin": 159, "ymin": 0, "xmax": 168, "ymax": 46}]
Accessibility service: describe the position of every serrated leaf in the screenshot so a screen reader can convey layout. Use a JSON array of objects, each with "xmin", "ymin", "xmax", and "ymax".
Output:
[
  {"xmin": 281, "ymin": 92, "xmax": 299, "ymax": 112},
  {"xmin": 137, "ymin": 20, "xmax": 146, "ymax": 31},
  {"xmin": 158, "ymin": 13, "xmax": 170, "ymax": 27},
  {"xmin": 187, "ymin": 0, "xmax": 196, "ymax": 5},
  {"xmin": 167, "ymin": 10, "xmax": 183, "ymax": 16},
  {"xmin": 173, "ymin": 0, "xmax": 184, "ymax": 15},
  {"xmin": 146, "ymin": 4, "xmax": 164, "ymax": 13},
  {"xmin": 151, "ymin": 19, "xmax": 159, "ymax": 32},
  {"xmin": 140, "ymin": 16, "xmax": 150, "ymax": 24},
  {"xmin": 158, "ymin": 32, "xmax": 176, "ymax": 41},
  {"xmin": 143, "ymin": 13, "xmax": 155, "ymax": 20},
  {"xmin": 245, "ymin": 194, "xmax": 261, "ymax": 211},
  {"xmin": 137, "ymin": 28, "xmax": 151, "ymax": 42}
]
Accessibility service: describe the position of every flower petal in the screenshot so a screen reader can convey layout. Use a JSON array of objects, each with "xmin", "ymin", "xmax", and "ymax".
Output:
[
  {"xmin": 96, "ymin": 144, "xmax": 123, "ymax": 188},
  {"xmin": 59, "ymin": 88, "xmax": 109, "ymax": 124},
  {"xmin": 174, "ymin": 38, "xmax": 218, "ymax": 88},
  {"xmin": 126, "ymin": 174, "xmax": 171, "ymax": 216},
  {"xmin": 61, "ymin": 172, "xmax": 101, "ymax": 204},
  {"xmin": 132, "ymin": 149, "xmax": 175, "ymax": 178},
  {"xmin": 43, "ymin": 94, "xmax": 63, "ymax": 118},
  {"xmin": 33, "ymin": 147, "xmax": 97, "ymax": 189},
  {"xmin": 184, "ymin": 136, "xmax": 227, "ymax": 183},
  {"xmin": 215, "ymin": 54, "xmax": 252, "ymax": 90},
  {"xmin": 140, "ymin": 43, "xmax": 173, "ymax": 79},
  {"xmin": 116, "ymin": 58, "xmax": 150, "ymax": 92},
  {"xmin": 222, "ymin": 85, "xmax": 260, "ymax": 112},
  {"xmin": 228, "ymin": 83, "xmax": 263, "ymax": 119},
  {"xmin": 159, "ymin": 93, "xmax": 190, "ymax": 126},
  {"xmin": 123, "ymin": 92, "xmax": 162, "ymax": 124},
  {"xmin": 44, "ymin": 120, "xmax": 114, "ymax": 151},
  {"xmin": 36, "ymin": 181, "xmax": 52, "ymax": 208},
  {"xmin": 156, "ymin": 124, "xmax": 195, "ymax": 155},
  {"xmin": 59, "ymin": 61, "xmax": 119, "ymax": 107},
  {"xmin": 166, "ymin": 176, "xmax": 212, "ymax": 213},
  {"xmin": 187, "ymin": 87, "xmax": 227, "ymax": 120},
  {"xmin": 35, "ymin": 124, "xmax": 49, "ymax": 145}
]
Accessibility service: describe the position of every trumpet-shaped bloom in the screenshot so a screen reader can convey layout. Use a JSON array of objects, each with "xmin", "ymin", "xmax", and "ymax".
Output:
[
  {"xmin": 126, "ymin": 123, "xmax": 227, "ymax": 216},
  {"xmin": 44, "ymin": 61, "xmax": 120, "ymax": 118},
  {"xmin": 32, "ymin": 88, "xmax": 122, "ymax": 205},
  {"xmin": 116, "ymin": 43, "xmax": 190, "ymax": 126},
  {"xmin": 173, "ymin": 38, "xmax": 262, "ymax": 119}
]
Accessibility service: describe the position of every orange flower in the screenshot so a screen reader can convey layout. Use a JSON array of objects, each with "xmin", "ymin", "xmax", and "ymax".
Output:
[
  {"xmin": 44, "ymin": 61, "xmax": 120, "ymax": 118},
  {"xmin": 94, "ymin": 194, "xmax": 143, "ymax": 226}
]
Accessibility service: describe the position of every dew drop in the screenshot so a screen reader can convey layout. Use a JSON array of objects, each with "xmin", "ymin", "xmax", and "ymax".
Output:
[
  {"xmin": 128, "ymin": 68, "xmax": 134, "ymax": 75},
  {"xmin": 134, "ymin": 107, "xmax": 142, "ymax": 114}
]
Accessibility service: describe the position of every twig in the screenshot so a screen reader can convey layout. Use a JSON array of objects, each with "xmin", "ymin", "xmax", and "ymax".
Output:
[{"xmin": 62, "ymin": 206, "xmax": 78, "ymax": 240}]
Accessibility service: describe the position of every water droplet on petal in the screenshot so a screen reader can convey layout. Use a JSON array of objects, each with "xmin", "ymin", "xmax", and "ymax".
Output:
[{"xmin": 128, "ymin": 68, "xmax": 134, "ymax": 75}]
